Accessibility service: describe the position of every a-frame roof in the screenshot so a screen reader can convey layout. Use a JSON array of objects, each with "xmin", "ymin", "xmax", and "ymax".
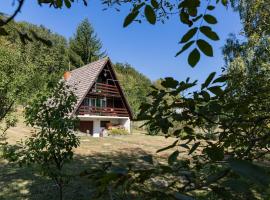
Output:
[{"xmin": 67, "ymin": 57, "xmax": 133, "ymax": 118}]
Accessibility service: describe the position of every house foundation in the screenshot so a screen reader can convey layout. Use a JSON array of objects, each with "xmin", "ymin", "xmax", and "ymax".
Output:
[{"xmin": 78, "ymin": 115, "xmax": 131, "ymax": 137}]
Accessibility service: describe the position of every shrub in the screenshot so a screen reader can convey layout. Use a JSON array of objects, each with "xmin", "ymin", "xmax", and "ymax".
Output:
[{"xmin": 108, "ymin": 128, "xmax": 129, "ymax": 136}]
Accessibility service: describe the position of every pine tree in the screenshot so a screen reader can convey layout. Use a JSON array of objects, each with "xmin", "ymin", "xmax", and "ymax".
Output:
[{"xmin": 69, "ymin": 19, "xmax": 105, "ymax": 67}]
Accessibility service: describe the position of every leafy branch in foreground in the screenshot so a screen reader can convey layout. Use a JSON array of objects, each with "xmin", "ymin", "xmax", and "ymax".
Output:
[
  {"xmin": 103, "ymin": 0, "xmax": 226, "ymax": 67},
  {"xmin": 83, "ymin": 73, "xmax": 270, "ymax": 199},
  {"xmin": 2, "ymin": 0, "xmax": 226, "ymax": 67}
]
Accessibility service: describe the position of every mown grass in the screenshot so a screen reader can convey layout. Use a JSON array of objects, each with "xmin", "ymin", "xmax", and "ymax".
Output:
[{"xmin": 0, "ymin": 122, "xmax": 176, "ymax": 200}]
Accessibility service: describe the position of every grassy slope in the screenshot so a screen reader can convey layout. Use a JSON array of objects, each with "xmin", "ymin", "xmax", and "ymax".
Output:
[{"xmin": 1, "ymin": 120, "xmax": 176, "ymax": 200}]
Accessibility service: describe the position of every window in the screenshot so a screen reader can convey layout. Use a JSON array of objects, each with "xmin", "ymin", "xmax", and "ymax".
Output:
[
  {"xmin": 82, "ymin": 98, "xmax": 89, "ymax": 106},
  {"xmin": 96, "ymin": 98, "xmax": 106, "ymax": 108},
  {"xmin": 96, "ymin": 98, "xmax": 101, "ymax": 107},
  {"xmin": 82, "ymin": 98, "xmax": 97, "ymax": 107},
  {"xmin": 101, "ymin": 98, "xmax": 106, "ymax": 108},
  {"xmin": 90, "ymin": 98, "xmax": 96, "ymax": 107}
]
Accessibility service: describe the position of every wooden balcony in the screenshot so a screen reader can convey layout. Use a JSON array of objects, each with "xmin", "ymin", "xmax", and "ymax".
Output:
[
  {"xmin": 78, "ymin": 106, "xmax": 129, "ymax": 117},
  {"xmin": 89, "ymin": 83, "xmax": 120, "ymax": 97}
]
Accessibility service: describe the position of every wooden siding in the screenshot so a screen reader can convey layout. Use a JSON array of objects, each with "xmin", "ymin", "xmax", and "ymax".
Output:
[
  {"xmin": 89, "ymin": 83, "xmax": 121, "ymax": 97},
  {"xmin": 78, "ymin": 106, "xmax": 129, "ymax": 117}
]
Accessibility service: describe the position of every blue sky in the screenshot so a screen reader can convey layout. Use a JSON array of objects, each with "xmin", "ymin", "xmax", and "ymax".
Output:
[{"xmin": 1, "ymin": 1, "xmax": 242, "ymax": 83}]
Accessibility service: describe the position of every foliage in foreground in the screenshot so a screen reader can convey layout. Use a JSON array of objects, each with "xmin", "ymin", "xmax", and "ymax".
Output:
[
  {"xmin": 13, "ymin": 81, "xmax": 80, "ymax": 200},
  {"xmin": 84, "ymin": 73, "xmax": 270, "ymax": 199}
]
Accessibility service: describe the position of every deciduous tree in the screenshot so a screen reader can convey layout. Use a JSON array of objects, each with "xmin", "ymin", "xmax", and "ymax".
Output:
[{"xmin": 21, "ymin": 81, "xmax": 80, "ymax": 200}]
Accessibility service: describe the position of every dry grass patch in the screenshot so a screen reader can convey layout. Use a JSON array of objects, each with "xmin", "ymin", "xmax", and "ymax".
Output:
[{"xmin": 1, "ymin": 122, "xmax": 179, "ymax": 200}]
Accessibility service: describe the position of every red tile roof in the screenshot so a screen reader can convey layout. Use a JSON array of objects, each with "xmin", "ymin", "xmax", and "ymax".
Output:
[{"xmin": 66, "ymin": 57, "xmax": 132, "ymax": 118}]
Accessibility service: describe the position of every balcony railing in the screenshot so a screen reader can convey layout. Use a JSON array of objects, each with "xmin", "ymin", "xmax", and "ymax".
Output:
[
  {"xmin": 89, "ymin": 83, "xmax": 120, "ymax": 97},
  {"xmin": 78, "ymin": 106, "xmax": 129, "ymax": 117}
]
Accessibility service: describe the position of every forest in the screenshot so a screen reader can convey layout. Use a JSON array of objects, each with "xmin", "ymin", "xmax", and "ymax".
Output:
[{"xmin": 1, "ymin": 0, "xmax": 270, "ymax": 199}]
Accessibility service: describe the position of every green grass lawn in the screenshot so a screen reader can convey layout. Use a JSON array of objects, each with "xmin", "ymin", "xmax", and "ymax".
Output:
[{"xmin": 0, "ymin": 122, "xmax": 176, "ymax": 200}]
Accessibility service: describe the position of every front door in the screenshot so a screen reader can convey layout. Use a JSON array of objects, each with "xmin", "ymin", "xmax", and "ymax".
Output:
[{"xmin": 79, "ymin": 121, "xmax": 93, "ymax": 134}]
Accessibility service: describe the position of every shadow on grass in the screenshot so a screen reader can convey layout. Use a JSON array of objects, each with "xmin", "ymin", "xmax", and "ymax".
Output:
[{"xmin": 0, "ymin": 147, "xmax": 152, "ymax": 200}]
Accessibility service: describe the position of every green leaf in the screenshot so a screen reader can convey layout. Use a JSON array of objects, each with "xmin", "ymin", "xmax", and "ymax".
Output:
[
  {"xmin": 229, "ymin": 160, "xmax": 270, "ymax": 186},
  {"xmin": 175, "ymin": 40, "xmax": 195, "ymax": 57},
  {"xmin": 207, "ymin": 5, "xmax": 215, "ymax": 10},
  {"xmin": 188, "ymin": 142, "xmax": 200, "ymax": 155},
  {"xmin": 161, "ymin": 77, "xmax": 178, "ymax": 88},
  {"xmin": 151, "ymin": 0, "xmax": 159, "ymax": 9},
  {"xmin": 56, "ymin": 0, "xmax": 63, "ymax": 7},
  {"xmin": 201, "ymin": 91, "xmax": 210, "ymax": 100},
  {"xmin": 133, "ymin": 3, "xmax": 146, "ymax": 11},
  {"xmin": 202, "ymin": 72, "xmax": 216, "ymax": 89},
  {"xmin": 173, "ymin": 129, "xmax": 182, "ymax": 136},
  {"xmin": 212, "ymin": 75, "xmax": 227, "ymax": 83},
  {"xmin": 168, "ymin": 150, "xmax": 179, "ymax": 165},
  {"xmin": 208, "ymin": 86, "xmax": 223, "ymax": 96},
  {"xmin": 188, "ymin": 7, "xmax": 197, "ymax": 17},
  {"xmin": 203, "ymin": 146, "xmax": 224, "ymax": 161},
  {"xmin": 221, "ymin": 0, "xmax": 228, "ymax": 6},
  {"xmin": 203, "ymin": 14, "xmax": 217, "ymax": 24},
  {"xmin": 174, "ymin": 192, "xmax": 195, "ymax": 200},
  {"xmin": 200, "ymin": 26, "xmax": 219, "ymax": 41},
  {"xmin": 206, "ymin": 169, "xmax": 229, "ymax": 184},
  {"xmin": 180, "ymin": 12, "xmax": 192, "ymax": 26},
  {"xmin": 145, "ymin": 5, "xmax": 156, "ymax": 24},
  {"xmin": 222, "ymin": 179, "xmax": 250, "ymax": 193},
  {"xmin": 64, "ymin": 0, "xmax": 71, "ymax": 8},
  {"xmin": 188, "ymin": 48, "xmax": 200, "ymax": 67},
  {"xmin": 197, "ymin": 39, "xmax": 213, "ymax": 57},
  {"xmin": 157, "ymin": 140, "xmax": 178, "ymax": 153},
  {"xmin": 123, "ymin": 11, "xmax": 139, "ymax": 27},
  {"xmin": 183, "ymin": 126, "xmax": 194, "ymax": 134},
  {"xmin": 180, "ymin": 27, "xmax": 198, "ymax": 43}
]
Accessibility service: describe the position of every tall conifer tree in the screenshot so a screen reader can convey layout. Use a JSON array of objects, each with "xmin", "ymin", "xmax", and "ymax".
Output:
[{"xmin": 69, "ymin": 19, "xmax": 105, "ymax": 67}]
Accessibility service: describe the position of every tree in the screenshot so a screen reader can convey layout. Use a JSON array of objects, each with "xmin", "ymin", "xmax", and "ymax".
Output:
[
  {"xmin": 83, "ymin": 0, "xmax": 270, "ymax": 198},
  {"xmin": 87, "ymin": 74, "xmax": 270, "ymax": 199},
  {"xmin": 230, "ymin": 0, "xmax": 270, "ymax": 38},
  {"xmin": 20, "ymin": 81, "xmax": 80, "ymax": 200},
  {"xmin": 0, "ymin": 20, "xmax": 70, "ymax": 103},
  {"xmin": 222, "ymin": 0, "xmax": 270, "ymax": 129},
  {"xmin": 102, "ymin": 0, "xmax": 226, "ymax": 67},
  {"xmin": 1, "ymin": 0, "xmax": 227, "ymax": 68},
  {"xmin": 69, "ymin": 19, "xmax": 105, "ymax": 67},
  {"xmin": 0, "ymin": 43, "xmax": 24, "ymax": 138}
]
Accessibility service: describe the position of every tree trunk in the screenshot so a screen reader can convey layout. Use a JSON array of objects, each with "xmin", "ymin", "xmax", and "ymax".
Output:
[{"xmin": 59, "ymin": 184, "xmax": 63, "ymax": 200}]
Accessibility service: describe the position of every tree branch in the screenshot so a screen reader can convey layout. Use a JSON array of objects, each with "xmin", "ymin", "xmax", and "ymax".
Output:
[{"xmin": 0, "ymin": 0, "xmax": 25, "ymax": 27}]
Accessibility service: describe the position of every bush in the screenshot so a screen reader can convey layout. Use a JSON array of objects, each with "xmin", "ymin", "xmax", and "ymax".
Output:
[{"xmin": 108, "ymin": 128, "xmax": 129, "ymax": 136}]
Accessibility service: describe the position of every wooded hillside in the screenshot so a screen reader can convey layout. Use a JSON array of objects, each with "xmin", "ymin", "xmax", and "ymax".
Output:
[{"xmin": 0, "ymin": 18, "xmax": 152, "ymax": 117}]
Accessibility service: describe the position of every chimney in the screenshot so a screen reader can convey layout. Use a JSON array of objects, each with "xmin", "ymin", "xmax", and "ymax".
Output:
[{"xmin": 64, "ymin": 71, "xmax": 71, "ymax": 81}]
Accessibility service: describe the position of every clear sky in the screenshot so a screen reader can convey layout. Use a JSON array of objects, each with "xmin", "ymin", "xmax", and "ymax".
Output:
[{"xmin": 1, "ymin": 1, "xmax": 242, "ymax": 83}]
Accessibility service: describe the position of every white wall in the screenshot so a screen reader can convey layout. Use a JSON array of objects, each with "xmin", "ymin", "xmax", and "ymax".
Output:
[
  {"xmin": 120, "ymin": 118, "xmax": 131, "ymax": 133},
  {"xmin": 92, "ymin": 118, "xmax": 130, "ymax": 134},
  {"xmin": 78, "ymin": 115, "xmax": 131, "ymax": 136}
]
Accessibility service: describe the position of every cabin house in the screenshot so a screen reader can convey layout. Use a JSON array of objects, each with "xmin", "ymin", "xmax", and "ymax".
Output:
[{"xmin": 65, "ymin": 57, "xmax": 132, "ymax": 137}]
